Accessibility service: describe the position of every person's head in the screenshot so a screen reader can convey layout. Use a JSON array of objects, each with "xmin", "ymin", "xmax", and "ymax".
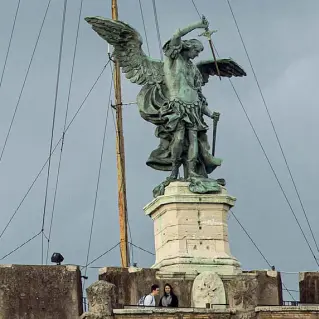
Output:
[
  {"xmin": 164, "ymin": 283, "xmax": 173, "ymax": 295},
  {"xmin": 151, "ymin": 284, "xmax": 160, "ymax": 296},
  {"xmin": 182, "ymin": 39, "xmax": 204, "ymax": 59}
]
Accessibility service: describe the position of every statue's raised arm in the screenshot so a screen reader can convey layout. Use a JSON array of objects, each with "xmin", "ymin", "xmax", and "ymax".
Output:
[
  {"xmin": 162, "ymin": 17, "xmax": 210, "ymax": 60},
  {"xmin": 169, "ymin": 17, "xmax": 209, "ymax": 47},
  {"xmin": 85, "ymin": 17, "xmax": 164, "ymax": 85}
]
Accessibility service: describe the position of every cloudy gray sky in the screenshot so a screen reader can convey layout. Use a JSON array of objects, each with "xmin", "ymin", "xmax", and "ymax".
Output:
[{"xmin": 1, "ymin": 0, "xmax": 319, "ymax": 301}]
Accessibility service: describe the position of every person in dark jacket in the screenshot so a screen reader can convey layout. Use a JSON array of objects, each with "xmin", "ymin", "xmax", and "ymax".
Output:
[{"xmin": 159, "ymin": 283, "xmax": 179, "ymax": 307}]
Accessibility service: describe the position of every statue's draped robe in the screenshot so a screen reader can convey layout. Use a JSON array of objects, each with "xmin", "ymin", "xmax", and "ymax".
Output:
[{"xmin": 137, "ymin": 40, "xmax": 220, "ymax": 177}]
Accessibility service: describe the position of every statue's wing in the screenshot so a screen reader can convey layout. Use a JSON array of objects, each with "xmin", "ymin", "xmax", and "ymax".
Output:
[
  {"xmin": 196, "ymin": 58, "xmax": 246, "ymax": 85},
  {"xmin": 85, "ymin": 17, "xmax": 164, "ymax": 85}
]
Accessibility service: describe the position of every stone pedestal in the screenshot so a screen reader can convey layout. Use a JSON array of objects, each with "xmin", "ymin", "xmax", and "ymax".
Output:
[{"xmin": 144, "ymin": 181, "xmax": 241, "ymax": 276}]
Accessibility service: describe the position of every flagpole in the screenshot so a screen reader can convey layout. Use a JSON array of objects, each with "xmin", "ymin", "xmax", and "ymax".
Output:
[{"xmin": 111, "ymin": 0, "xmax": 130, "ymax": 268}]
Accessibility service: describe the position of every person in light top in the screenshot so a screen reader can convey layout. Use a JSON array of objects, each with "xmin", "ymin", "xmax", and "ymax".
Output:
[{"xmin": 142, "ymin": 284, "xmax": 160, "ymax": 306}]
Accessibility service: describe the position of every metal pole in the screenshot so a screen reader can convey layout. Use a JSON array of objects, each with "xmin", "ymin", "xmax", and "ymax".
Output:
[{"xmin": 111, "ymin": 0, "xmax": 130, "ymax": 267}]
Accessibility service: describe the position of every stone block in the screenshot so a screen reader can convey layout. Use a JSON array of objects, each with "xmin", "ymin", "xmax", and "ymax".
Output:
[
  {"xmin": 300, "ymin": 272, "xmax": 319, "ymax": 304},
  {"xmin": 144, "ymin": 181, "xmax": 240, "ymax": 275},
  {"xmin": 87, "ymin": 280, "xmax": 116, "ymax": 314},
  {"xmin": 0, "ymin": 264, "xmax": 82, "ymax": 319},
  {"xmin": 224, "ymin": 274, "xmax": 258, "ymax": 310},
  {"xmin": 81, "ymin": 280, "xmax": 116, "ymax": 319},
  {"xmin": 224, "ymin": 271, "xmax": 282, "ymax": 311},
  {"xmin": 253, "ymin": 271, "xmax": 282, "ymax": 306},
  {"xmin": 256, "ymin": 305, "xmax": 319, "ymax": 318}
]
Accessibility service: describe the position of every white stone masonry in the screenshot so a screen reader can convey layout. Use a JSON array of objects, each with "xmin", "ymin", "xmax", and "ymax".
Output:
[{"xmin": 144, "ymin": 181, "xmax": 241, "ymax": 276}]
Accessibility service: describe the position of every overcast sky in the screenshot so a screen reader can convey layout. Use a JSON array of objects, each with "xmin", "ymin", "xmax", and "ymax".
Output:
[{"xmin": 1, "ymin": 0, "xmax": 319, "ymax": 301}]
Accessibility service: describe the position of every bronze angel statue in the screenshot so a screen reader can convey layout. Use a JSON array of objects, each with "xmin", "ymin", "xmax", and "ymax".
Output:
[{"xmin": 85, "ymin": 16, "xmax": 246, "ymax": 196}]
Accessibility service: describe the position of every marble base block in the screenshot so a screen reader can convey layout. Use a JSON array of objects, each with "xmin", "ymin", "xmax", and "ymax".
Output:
[{"xmin": 144, "ymin": 181, "xmax": 241, "ymax": 276}]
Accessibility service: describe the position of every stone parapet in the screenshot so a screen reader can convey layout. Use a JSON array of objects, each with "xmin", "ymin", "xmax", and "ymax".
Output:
[
  {"xmin": 114, "ymin": 308, "xmax": 236, "ymax": 314},
  {"xmin": 0, "ymin": 264, "xmax": 82, "ymax": 319},
  {"xmin": 114, "ymin": 307, "xmax": 238, "ymax": 319},
  {"xmin": 300, "ymin": 272, "xmax": 319, "ymax": 304},
  {"xmin": 223, "ymin": 270, "xmax": 282, "ymax": 307},
  {"xmin": 98, "ymin": 267, "xmax": 282, "ymax": 310},
  {"xmin": 98, "ymin": 267, "xmax": 194, "ymax": 308},
  {"xmin": 256, "ymin": 305, "xmax": 319, "ymax": 318}
]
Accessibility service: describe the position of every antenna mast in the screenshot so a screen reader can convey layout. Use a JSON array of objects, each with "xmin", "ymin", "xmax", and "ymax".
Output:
[{"xmin": 111, "ymin": 0, "xmax": 130, "ymax": 267}]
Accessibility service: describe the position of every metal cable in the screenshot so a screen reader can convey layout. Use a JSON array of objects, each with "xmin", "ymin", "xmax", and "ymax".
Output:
[
  {"xmin": 41, "ymin": 0, "xmax": 68, "ymax": 264},
  {"xmin": 0, "ymin": 62, "xmax": 110, "ymax": 243},
  {"xmin": 0, "ymin": 0, "xmax": 21, "ymax": 91},
  {"xmin": 190, "ymin": 0, "xmax": 319, "ymax": 268},
  {"xmin": 80, "ymin": 242, "xmax": 120, "ymax": 270},
  {"xmin": 226, "ymin": 0, "xmax": 319, "ymax": 253},
  {"xmin": 0, "ymin": 0, "xmax": 52, "ymax": 164},
  {"xmin": 191, "ymin": 0, "xmax": 201, "ymax": 17},
  {"xmin": 151, "ymin": 0, "xmax": 163, "ymax": 60},
  {"xmin": 82, "ymin": 68, "xmax": 113, "ymax": 290},
  {"xmin": 230, "ymin": 210, "xmax": 295, "ymax": 301},
  {"xmin": 129, "ymin": 242, "xmax": 155, "ymax": 256},
  {"xmin": 228, "ymin": 77, "xmax": 319, "ymax": 267},
  {"xmin": 0, "ymin": 230, "xmax": 41, "ymax": 261},
  {"xmin": 230, "ymin": 210, "xmax": 272, "ymax": 268},
  {"xmin": 138, "ymin": 0, "xmax": 151, "ymax": 56},
  {"xmin": 45, "ymin": 0, "xmax": 85, "ymax": 265}
]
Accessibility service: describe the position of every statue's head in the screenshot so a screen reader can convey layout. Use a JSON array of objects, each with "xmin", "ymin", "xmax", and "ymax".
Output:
[{"xmin": 182, "ymin": 39, "xmax": 204, "ymax": 59}]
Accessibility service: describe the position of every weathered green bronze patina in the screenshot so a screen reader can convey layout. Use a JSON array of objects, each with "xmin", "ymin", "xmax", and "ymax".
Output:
[{"xmin": 85, "ymin": 16, "xmax": 246, "ymax": 197}]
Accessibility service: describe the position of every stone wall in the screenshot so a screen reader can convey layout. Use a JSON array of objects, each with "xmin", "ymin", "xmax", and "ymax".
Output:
[
  {"xmin": 84, "ymin": 271, "xmax": 319, "ymax": 319},
  {"xmin": 99, "ymin": 267, "xmax": 194, "ymax": 307},
  {"xmin": 223, "ymin": 270, "xmax": 282, "ymax": 308},
  {"xmin": 300, "ymin": 272, "xmax": 319, "ymax": 304},
  {"xmin": 82, "ymin": 305, "xmax": 319, "ymax": 319},
  {"xmin": 0, "ymin": 264, "xmax": 83, "ymax": 319},
  {"xmin": 114, "ymin": 308, "xmax": 241, "ymax": 319},
  {"xmin": 98, "ymin": 267, "xmax": 282, "ymax": 309},
  {"xmin": 114, "ymin": 307, "xmax": 319, "ymax": 319},
  {"xmin": 253, "ymin": 271, "xmax": 283, "ymax": 306},
  {"xmin": 256, "ymin": 306, "xmax": 319, "ymax": 318}
]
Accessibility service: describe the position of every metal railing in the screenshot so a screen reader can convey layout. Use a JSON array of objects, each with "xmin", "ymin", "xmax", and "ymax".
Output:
[
  {"xmin": 83, "ymin": 297, "xmax": 89, "ymax": 312},
  {"xmin": 282, "ymin": 300, "xmax": 300, "ymax": 306}
]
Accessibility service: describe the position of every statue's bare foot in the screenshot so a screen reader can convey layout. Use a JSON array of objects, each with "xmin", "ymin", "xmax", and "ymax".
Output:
[
  {"xmin": 216, "ymin": 178, "xmax": 226, "ymax": 186},
  {"xmin": 168, "ymin": 166, "xmax": 179, "ymax": 180},
  {"xmin": 187, "ymin": 160, "xmax": 202, "ymax": 178},
  {"xmin": 188, "ymin": 171, "xmax": 202, "ymax": 178},
  {"xmin": 168, "ymin": 173, "xmax": 178, "ymax": 181}
]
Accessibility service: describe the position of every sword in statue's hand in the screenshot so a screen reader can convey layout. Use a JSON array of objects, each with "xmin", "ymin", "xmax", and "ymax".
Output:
[
  {"xmin": 212, "ymin": 111, "xmax": 220, "ymax": 157},
  {"xmin": 198, "ymin": 15, "xmax": 221, "ymax": 81}
]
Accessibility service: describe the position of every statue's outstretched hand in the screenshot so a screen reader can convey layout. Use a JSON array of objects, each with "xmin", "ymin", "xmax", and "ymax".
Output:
[
  {"xmin": 212, "ymin": 111, "xmax": 220, "ymax": 121},
  {"xmin": 197, "ymin": 15, "xmax": 209, "ymax": 29}
]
